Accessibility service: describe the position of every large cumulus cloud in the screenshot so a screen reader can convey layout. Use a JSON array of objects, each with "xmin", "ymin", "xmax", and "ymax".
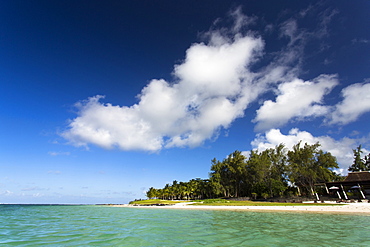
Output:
[{"xmin": 63, "ymin": 33, "xmax": 264, "ymax": 151}]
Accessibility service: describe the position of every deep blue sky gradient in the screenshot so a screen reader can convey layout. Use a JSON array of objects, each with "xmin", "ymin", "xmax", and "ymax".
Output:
[{"xmin": 1, "ymin": 0, "xmax": 369, "ymax": 203}]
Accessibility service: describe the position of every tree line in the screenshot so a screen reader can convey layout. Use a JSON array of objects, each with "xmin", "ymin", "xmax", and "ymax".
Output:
[{"xmin": 146, "ymin": 142, "xmax": 368, "ymax": 200}]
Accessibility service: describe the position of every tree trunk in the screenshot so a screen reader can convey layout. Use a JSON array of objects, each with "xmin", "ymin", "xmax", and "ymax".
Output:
[{"xmin": 310, "ymin": 186, "xmax": 315, "ymax": 196}]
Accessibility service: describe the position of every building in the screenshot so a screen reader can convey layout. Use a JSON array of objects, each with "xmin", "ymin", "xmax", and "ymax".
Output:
[{"xmin": 323, "ymin": 171, "xmax": 370, "ymax": 200}]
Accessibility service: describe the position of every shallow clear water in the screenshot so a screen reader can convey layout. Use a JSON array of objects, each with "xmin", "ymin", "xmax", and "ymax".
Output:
[{"xmin": 0, "ymin": 205, "xmax": 369, "ymax": 246}]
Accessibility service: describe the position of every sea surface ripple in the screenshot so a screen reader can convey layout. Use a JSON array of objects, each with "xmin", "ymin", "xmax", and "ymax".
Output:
[{"xmin": 0, "ymin": 205, "xmax": 369, "ymax": 246}]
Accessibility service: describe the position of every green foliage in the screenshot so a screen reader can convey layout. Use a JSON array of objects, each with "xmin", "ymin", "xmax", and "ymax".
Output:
[
  {"xmin": 209, "ymin": 151, "xmax": 247, "ymax": 198},
  {"xmin": 145, "ymin": 178, "xmax": 215, "ymax": 201},
  {"xmin": 144, "ymin": 141, "xmax": 341, "ymax": 201},
  {"xmin": 261, "ymin": 193, "xmax": 269, "ymax": 199},
  {"xmin": 146, "ymin": 187, "xmax": 158, "ymax": 199},
  {"xmin": 129, "ymin": 199, "xmax": 179, "ymax": 205},
  {"xmin": 287, "ymin": 141, "xmax": 338, "ymax": 196},
  {"xmin": 348, "ymin": 145, "xmax": 370, "ymax": 172},
  {"xmin": 192, "ymin": 200, "xmax": 340, "ymax": 206},
  {"xmin": 130, "ymin": 199, "xmax": 340, "ymax": 207},
  {"xmin": 251, "ymin": 193, "xmax": 257, "ymax": 200},
  {"xmin": 246, "ymin": 144, "xmax": 288, "ymax": 198}
]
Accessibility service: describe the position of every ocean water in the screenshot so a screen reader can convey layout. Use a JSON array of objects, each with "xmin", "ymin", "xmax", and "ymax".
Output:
[{"xmin": 0, "ymin": 205, "xmax": 369, "ymax": 246}]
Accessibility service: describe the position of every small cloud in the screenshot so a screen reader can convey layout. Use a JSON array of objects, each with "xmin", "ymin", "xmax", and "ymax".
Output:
[
  {"xmin": 48, "ymin": 151, "xmax": 70, "ymax": 156},
  {"xmin": 299, "ymin": 5, "xmax": 313, "ymax": 17},
  {"xmin": 349, "ymin": 130, "xmax": 360, "ymax": 137},
  {"xmin": 327, "ymin": 80, "xmax": 370, "ymax": 125},
  {"xmin": 352, "ymin": 38, "xmax": 369, "ymax": 44},
  {"xmin": 21, "ymin": 187, "xmax": 39, "ymax": 191},
  {"xmin": 241, "ymin": 150, "xmax": 250, "ymax": 158},
  {"xmin": 253, "ymin": 74, "xmax": 338, "ymax": 131},
  {"xmin": 264, "ymin": 24, "xmax": 274, "ymax": 33},
  {"xmin": 323, "ymin": 58, "xmax": 331, "ymax": 65},
  {"xmin": 1, "ymin": 190, "xmax": 13, "ymax": 196},
  {"xmin": 47, "ymin": 170, "xmax": 62, "ymax": 175}
]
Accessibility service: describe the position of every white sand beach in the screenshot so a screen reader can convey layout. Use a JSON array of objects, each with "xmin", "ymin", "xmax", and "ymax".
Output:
[{"xmin": 115, "ymin": 202, "xmax": 370, "ymax": 214}]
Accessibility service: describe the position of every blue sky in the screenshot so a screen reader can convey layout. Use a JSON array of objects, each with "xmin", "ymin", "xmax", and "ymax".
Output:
[{"xmin": 1, "ymin": 0, "xmax": 369, "ymax": 204}]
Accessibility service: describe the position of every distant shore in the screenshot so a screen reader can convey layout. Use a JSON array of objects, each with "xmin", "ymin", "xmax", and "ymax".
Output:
[{"xmin": 110, "ymin": 202, "xmax": 370, "ymax": 215}]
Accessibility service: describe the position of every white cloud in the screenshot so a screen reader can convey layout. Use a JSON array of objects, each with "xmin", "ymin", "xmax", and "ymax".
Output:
[
  {"xmin": 316, "ymin": 8, "xmax": 338, "ymax": 39},
  {"xmin": 251, "ymin": 128, "xmax": 360, "ymax": 172},
  {"xmin": 21, "ymin": 187, "xmax": 47, "ymax": 191},
  {"xmin": 328, "ymin": 81, "xmax": 370, "ymax": 124},
  {"xmin": 280, "ymin": 19, "xmax": 299, "ymax": 44},
  {"xmin": 62, "ymin": 7, "xmax": 321, "ymax": 152},
  {"xmin": 48, "ymin": 151, "xmax": 70, "ymax": 156},
  {"xmin": 0, "ymin": 190, "xmax": 13, "ymax": 196},
  {"xmin": 253, "ymin": 74, "xmax": 338, "ymax": 131},
  {"xmin": 63, "ymin": 33, "xmax": 265, "ymax": 151},
  {"xmin": 352, "ymin": 38, "xmax": 369, "ymax": 44},
  {"xmin": 32, "ymin": 193, "xmax": 44, "ymax": 198},
  {"xmin": 62, "ymin": 7, "xmax": 367, "ymax": 153}
]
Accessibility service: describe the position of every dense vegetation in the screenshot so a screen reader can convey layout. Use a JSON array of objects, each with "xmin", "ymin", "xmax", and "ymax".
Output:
[
  {"xmin": 147, "ymin": 141, "xmax": 349, "ymax": 200},
  {"xmin": 129, "ymin": 199, "xmax": 186, "ymax": 205},
  {"xmin": 129, "ymin": 198, "xmax": 339, "ymax": 207}
]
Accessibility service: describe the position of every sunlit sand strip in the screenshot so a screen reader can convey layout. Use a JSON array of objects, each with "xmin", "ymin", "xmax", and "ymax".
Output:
[{"xmin": 112, "ymin": 202, "xmax": 370, "ymax": 215}]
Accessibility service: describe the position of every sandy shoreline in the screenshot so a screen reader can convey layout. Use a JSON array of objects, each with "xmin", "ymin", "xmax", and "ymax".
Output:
[{"xmin": 110, "ymin": 202, "xmax": 370, "ymax": 215}]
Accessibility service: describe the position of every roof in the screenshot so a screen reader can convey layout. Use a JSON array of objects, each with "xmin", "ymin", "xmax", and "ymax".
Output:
[
  {"xmin": 344, "ymin": 171, "xmax": 370, "ymax": 182},
  {"xmin": 325, "ymin": 171, "xmax": 370, "ymax": 187}
]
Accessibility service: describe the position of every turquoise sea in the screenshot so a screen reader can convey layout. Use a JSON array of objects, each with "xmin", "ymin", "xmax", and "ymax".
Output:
[{"xmin": 0, "ymin": 205, "xmax": 369, "ymax": 246}]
